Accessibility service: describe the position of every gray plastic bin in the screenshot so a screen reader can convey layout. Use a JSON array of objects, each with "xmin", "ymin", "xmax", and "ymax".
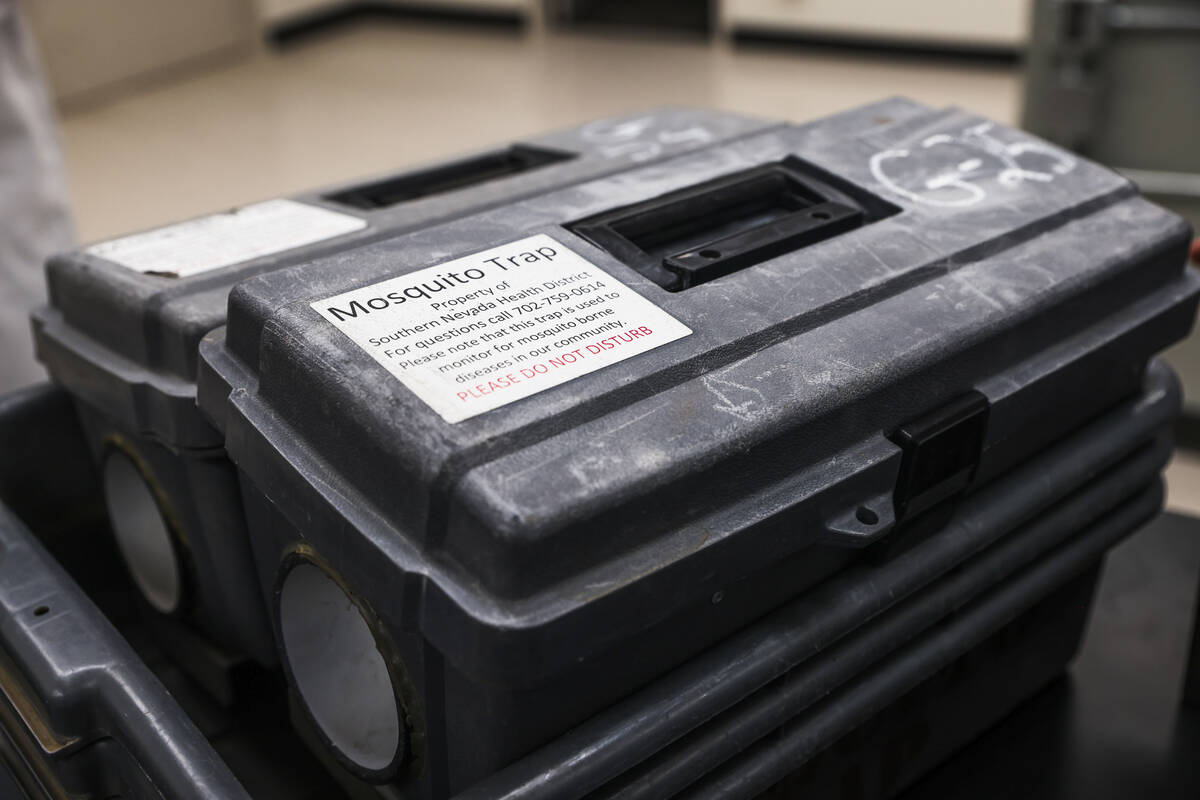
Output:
[{"xmin": 0, "ymin": 505, "xmax": 247, "ymax": 799}]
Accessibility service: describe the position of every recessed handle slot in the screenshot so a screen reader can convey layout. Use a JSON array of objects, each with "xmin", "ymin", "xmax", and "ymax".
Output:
[
  {"xmin": 326, "ymin": 144, "xmax": 576, "ymax": 210},
  {"xmin": 664, "ymin": 201, "xmax": 863, "ymax": 289},
  {"xmin": 568, "ymin": 157, "xmax": 899, "ymax": 291}
]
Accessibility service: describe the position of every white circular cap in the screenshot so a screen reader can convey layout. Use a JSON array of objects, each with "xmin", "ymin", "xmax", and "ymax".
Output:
[
  {"xmin": 102, "ymin": 452, "xmax": 182, "ymax": 614},
  {"xmin": 279, "ymin": 562, "xmax": 402, "ymax": 773}
]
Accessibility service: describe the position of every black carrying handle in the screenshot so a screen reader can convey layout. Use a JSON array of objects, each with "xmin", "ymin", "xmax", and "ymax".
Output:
[
  {"xmin": 568, "ymin": 158, "xmax": 895, "ymax": 291},
  {"xmin": 664, "ymin": 200, "xmax": 863, "ymax": 289},
  {"xmin": 325, "ymin": 144, "xmax": 576, "ymax": 210}
]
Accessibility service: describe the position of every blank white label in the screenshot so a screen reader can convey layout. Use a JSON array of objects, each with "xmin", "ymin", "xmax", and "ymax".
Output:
[
  {"xmin": 312, "ymin": 234, "xmax": 692, "ymax": 423},
  {"xmin": 87, "ymin": 199, "xmax": 366, "ymax": 278}
]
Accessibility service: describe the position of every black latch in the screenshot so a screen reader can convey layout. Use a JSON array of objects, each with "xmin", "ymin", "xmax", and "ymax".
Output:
[{"xmin": 890, "ymin": 391, "xmax": 990, "ymax": 520}]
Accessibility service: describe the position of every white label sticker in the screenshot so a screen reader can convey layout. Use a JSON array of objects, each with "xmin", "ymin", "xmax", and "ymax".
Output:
[
  {"xmin": 86, "ymin": 199, "xmax": 367, "ymax": 278},
  {"xmin": 312, "ymin": 234, "xmax": 692, "ymax": 423}
]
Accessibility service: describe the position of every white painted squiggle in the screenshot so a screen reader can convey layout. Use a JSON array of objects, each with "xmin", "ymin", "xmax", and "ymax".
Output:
[
  {"xmin": 870, "ymin": 122, "xmax": 1078, "ymax": 208},
  {"xmin": 870, "ymin": 149, "xmax": 988, "ymax": 207}
]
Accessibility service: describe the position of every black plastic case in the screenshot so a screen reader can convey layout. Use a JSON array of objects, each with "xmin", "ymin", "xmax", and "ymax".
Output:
[{"xmin": 197, "ymin": 97, "xmax": 1198, "ymax": 795}]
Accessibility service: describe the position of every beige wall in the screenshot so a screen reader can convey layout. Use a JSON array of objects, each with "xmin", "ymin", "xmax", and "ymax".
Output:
[
  {"xmin": 23, "ymin": 0, "xmax": 257, "ymax": 108},
  {"xmin": 720, "ymin": 0, "xmax": 1032, "ymax": 47}
]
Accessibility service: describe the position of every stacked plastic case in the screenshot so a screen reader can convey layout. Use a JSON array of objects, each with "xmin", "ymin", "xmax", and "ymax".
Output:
[
  {"xmin": 196, "ymin": 98, "xmax": 1197, "ymax": 796},
  {"xmin": 31, "ymin": 108, "xmax": 779, "ymax": 667},
  {"xmin": 8, "ymin": 99, "xmax": 1197, "ymax": 798}
]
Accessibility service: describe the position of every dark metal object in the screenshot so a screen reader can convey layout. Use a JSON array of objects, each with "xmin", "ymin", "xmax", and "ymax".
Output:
[
  {"xmin": 1024, "ymin": 0, "xmax": 1200, "ymax": 428},
  {"xmin": 1023, "ymin": 0, "xmax": 1200, "ymax": 206},
  {"xmin": 1185, "ymin": 545, "xmax": 1200, "ymax": 707}
]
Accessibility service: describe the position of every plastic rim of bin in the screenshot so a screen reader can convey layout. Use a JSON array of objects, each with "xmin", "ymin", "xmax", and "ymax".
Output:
[
  {"xmin": 278, "ymin": 558, "xmax": 404, "ymax": 776},
  {"xmin": 102, "ymin": 449, "xmax": 182, "ymax": 615}
]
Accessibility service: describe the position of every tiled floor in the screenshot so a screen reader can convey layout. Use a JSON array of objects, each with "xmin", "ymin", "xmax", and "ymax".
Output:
[
  {"xmin": 50, "ymin": 19, "xmax": 1200, "ymax": 513},
  {"xmin": 55, "ymin": 21, "xmax": 1021, "ymax": 242}
]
